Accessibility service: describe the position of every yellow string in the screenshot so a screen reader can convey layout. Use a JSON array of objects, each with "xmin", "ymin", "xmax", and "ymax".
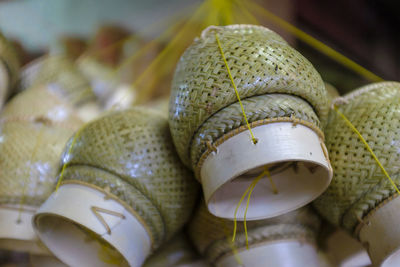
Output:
[
  {"xmin": 232, "ymin": 181, "xmax": 252, "ymax": 242},
  {"xmin": 115, "ymin": 15, "xmax": 188, "ymax": 74},
  {"xmin": 243, "ymin": 168, "xmax": 270, "ymax": 249},
  {"xmin": 232, "ymin": 168, "xmax": 270, "ymax": 243},
  {"xmin": 333, "ymin": 105, "xmax": 400, "ymax": 195},
  {"xmin": 132, "ymin": 0, "xmax": 210, "ymax": 103},
  {"xmin": 17, "ymin": 125, "xmax": 45, "ymax": 222},
  {"xmin": 246, "ymin": 0, "xmax": 384, "ymax": 83},
  {"xmin": 221, "ymin": 220, "xmax": 243, "ymax": 266},
  {"xmin": 215, "ymin": 33, "xmax": 257, "ymax": 144},
  {"xmin": 81, "ymin": 2, "xmax": 198, "ymax": 60},
  {"xmin": 55, "ymin": 125, "xmax": 87, "ymax": 191}
]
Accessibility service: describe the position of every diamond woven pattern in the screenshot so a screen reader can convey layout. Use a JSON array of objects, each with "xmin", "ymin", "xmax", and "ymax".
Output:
[
  {"xmin": 61, "ymin": 108, "xmax": 199, "ymax": 249},
  {"xmin": 313, "ymin": 81, "xmax": 400, "ymax": 233},
  {"xmin": 188, "ymin": 202, "xmax": 320, "ymax": 264},
  {"xmin": 0, "ymin": 87, "xmax": 82, "ymax": 207},
  {"xmin": 190, "ymin": 93, "xmax": 321, "ymax": 172},
  {"xmin": 169, "ymin": 24, "xmax": 328, "ymax": 168}
]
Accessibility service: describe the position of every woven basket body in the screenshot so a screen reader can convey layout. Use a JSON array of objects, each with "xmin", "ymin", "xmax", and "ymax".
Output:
[
  {"xmin": 59, "ymin": 108, "xmax": 199, "ymax": 249},
  {"xmin": 0, "ymin": 85, "xmax": 82, "ymax": 254},
  {"xmin": 314, "ymin": 81, "xmax": 400, "ymax": 232},
  {"xmin": 18, "ymin": 55, "xmax": 96, "ymax": 107},
  {"xmin": 0, "ymin": 85, "xmax": 83, "ymax": 206},
  {"xmin": 169, "ymin": 24, "xmax": 328, "ymax": 169},
  {"xmin": 77, "ymin": 56, "xmax": 117, "ymax": 106},
  {"xmin": 169, "ymin": 24, "xmax": 331, "ymax": 221},
  {"xmin": 0, "ymin": 32, "xmax": 20, "ymax": 108},
  {"xmin": 190, "ymin": 93, "xmax": 321, "ymax": 171},
  {"xmin": 188, "ymin": 203, "xmax": 320, "ymax": 265}
]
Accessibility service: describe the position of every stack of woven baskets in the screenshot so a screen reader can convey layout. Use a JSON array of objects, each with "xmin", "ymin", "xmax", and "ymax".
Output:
[
  {"xmin": 1, "ymin": 23, "xmax": 399, "ymax": 267},
  {"xmin": 30, "ymin": 24, "xmax": 330, "ymax": 266}
]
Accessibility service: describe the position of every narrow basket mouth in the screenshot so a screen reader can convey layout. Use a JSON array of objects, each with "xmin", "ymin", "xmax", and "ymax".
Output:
[
  {"xmin": 217, "ymin": 239, "xmax": 320, "ymax": 267},
  {"xmin": 35, "ymin": 213, "xmax": 129, "ymax": 267},
  {"xmin": 201, "ymin": 122, "xmax": 332, "ymax": 220},
  {"xmin": 33, "ymin": 183, "xmax": 151, "ymax": 267}
]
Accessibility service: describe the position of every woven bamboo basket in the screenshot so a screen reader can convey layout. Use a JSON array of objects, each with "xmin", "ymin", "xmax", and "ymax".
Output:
[
  {"xmin": 17, "ymin": 54, "xmax": 101, "ymax": 121},
  {"xmin": 143, "ymin": 233, "xmax": 208, "ymax": 267},
  {"xmin": 313, "ymin": 81, "xmax": 400, "ymax": 266},
  {"xmin": 77, "ymin": 56, "xmax": 118, "ymax": 107},
  {"xmin": 0, "ymin": 32, "xmax": 20, "ymax": 109},
  {"xmin": 0, "ymin": 85, "xmax": 83, "ymax": 254},
  {"xmin": 188, "ymin": 202, "xmax": 321, "ymax": 267},
  {"xmin": 33, "ymin": 108, "xmax": 199, "ymax": 267},
  {"xmin": 169, "ymin": 24, "xmax": 332, "ymax": 220}
]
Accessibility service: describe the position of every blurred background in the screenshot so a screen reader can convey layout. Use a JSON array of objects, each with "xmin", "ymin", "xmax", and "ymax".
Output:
[
  {"xmin": 0, "ymin": 0, "xmax": 399, "ymax": 96},
  {"xmin": 1, "ymin": 0, "xmax": 399, "ymax": 266}
]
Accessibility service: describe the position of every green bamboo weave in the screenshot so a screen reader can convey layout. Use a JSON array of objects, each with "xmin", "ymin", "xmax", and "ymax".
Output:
[
  {"xmin": 0, "ymin": 86, "xmax": 83, "ymax": 207},
  {"xmin": 60, "ymin": 108, "xmax": 199, "ymax": 249},
  {"xmin": 169, "ymin": 24, "xmax": 328, "ymax": 168},
  {"xmin": 190, "ymin": 93, "xmax": 321, "ymax": 172},
  {"xmin": 313, "ymin": 81, "xmax": 400, "ymax": 233}
]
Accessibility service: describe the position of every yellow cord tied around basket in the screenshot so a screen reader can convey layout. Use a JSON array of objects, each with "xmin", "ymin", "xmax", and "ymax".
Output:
[
  {"xmin": 55, "ymin": 123, "xmax": 88, "ymax": 191},
  {"xmin": 231, "ymin": 167, "xmax": 275, "ymax": 249},
  {"xmin": 333, "ymin": 105, "xmax": 400, "ymax": 195},
  {"xmin": 215, "ymin": 33, "xmax": 257, "ymax": 144},
  {"xmin": 216, "ymin": 33, "xmax": 280, "ymax": 249}
]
